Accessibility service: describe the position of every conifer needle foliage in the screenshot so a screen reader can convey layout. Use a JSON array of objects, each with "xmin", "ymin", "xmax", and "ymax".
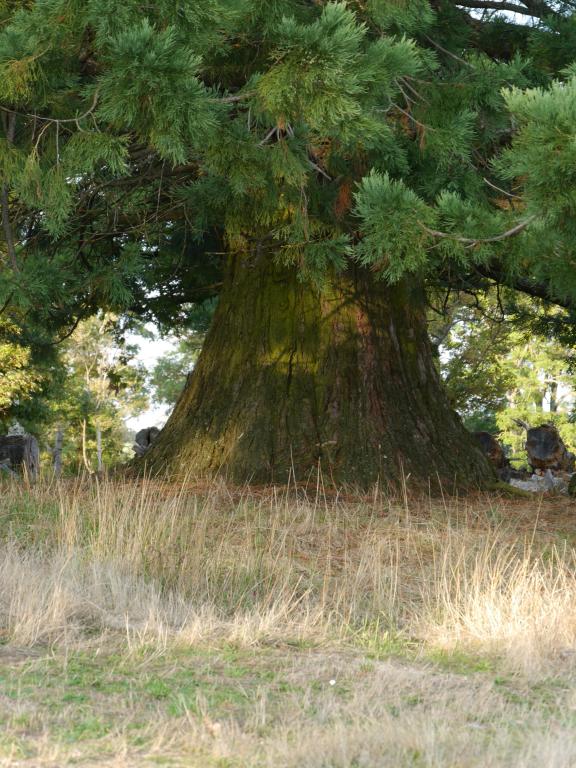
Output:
[{"xmin": 0, "ymin": 0, "xmax": 575, "ymax": 331}]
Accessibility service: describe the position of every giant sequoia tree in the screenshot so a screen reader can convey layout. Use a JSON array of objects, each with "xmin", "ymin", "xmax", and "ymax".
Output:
[{"xmin": 1, "ymin": 0, "xmax": 576, "ymax": 485}]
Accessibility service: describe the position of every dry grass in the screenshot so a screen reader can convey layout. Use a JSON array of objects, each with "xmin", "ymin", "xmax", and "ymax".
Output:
[{"xmin": 1, "ymin": 476, "xmax": 576, "ymax": 765}]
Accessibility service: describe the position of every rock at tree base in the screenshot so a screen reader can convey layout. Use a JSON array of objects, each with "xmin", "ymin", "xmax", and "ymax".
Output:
[
  {"xmin": 525, "ymin": 425, "xmax": 575, "ymax": 472},
  {"xmin": 133, "ymin": 427, "xmax": 160, "ymax": 458},
  {"xmin": 473, "ymin": 432, "xmax": 510, "ymax": 478},
  {"xmin": 509, "ymin": 469, "xmax": 571, "ymax": 495}
]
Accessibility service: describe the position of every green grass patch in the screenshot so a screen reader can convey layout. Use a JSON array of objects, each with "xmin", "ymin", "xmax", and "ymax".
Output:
[
  {"xmin": 351, "ymin": 619, "xmax": 420, "ymax": 661},
  {"xmin": 427, "ymin": 648, "xmax": 497, "ymax": 674}
]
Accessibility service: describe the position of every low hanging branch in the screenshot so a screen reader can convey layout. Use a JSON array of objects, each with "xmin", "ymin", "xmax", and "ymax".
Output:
[{"xmin": 422, "ymin": 215, "xmax": 536, "ymax": 248}]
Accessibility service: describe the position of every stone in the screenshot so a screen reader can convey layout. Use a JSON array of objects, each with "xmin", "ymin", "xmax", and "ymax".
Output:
[
  {"xmin": 133, "ymin": 426, "xmax": 160, "ymax": 458},
  {"xmin": 525, "ymin": 424, "xmax": 573, "ymax": 472},
  {"xmin": 509, "ymin": 471, "xmax": 568, "ymax": 495},
  {"xmin": 473, "ymin": 431, "xmax": 510, "ymax": 477}
]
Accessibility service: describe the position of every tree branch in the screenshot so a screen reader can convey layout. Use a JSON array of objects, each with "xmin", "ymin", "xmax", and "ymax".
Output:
[
  {"xmin": 434, "ymin": 261, "xmax": 576, "ymax": 312},
  {"xmin": 425, "ymin": 216, "xmax": 576, "ymax": 309},
  {"xmin": 422, "ymin": 215, "xmax": 536, "ymax": 248},
  {"xmin": 455, "ymin": 0, "xmax": 559, "ymax": 17},
  {"xmin": 0, "ymin": 89, "xmax": 100, "ymax": 127},
  {"xmin": 476, "ymin": 263, "xmax": 576, "ymax": 310},
  {"xmin": 423, "ymin": 34, "xmax": 473, "ymax": 67}
]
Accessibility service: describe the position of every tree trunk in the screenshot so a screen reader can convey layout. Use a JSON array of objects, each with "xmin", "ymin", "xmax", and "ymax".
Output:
[
  {"xmin": 53, "ymin": 426, "xmax": 64, "ymax": 477},
  {"xmin": 81, "ymin": 419, "xmax": 92, "ymax": 474},
  {"xmin": 146, "ymin": 255, "xmax": 492, "ymax": 488},
  {"xmin": 548, "ymin": 381, "xmax": 558, "ymax": 413},
  {"xmin": 96, "ymin": 425, "xmax": 103, "ymax": 473}
]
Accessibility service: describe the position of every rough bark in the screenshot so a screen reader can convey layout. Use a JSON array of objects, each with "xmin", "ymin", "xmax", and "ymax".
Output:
[
  {"xmin": 146, "ymin": 254, "xmax": 493, "ymax": 488},
  {"xmin": 53, "ymin": 426, "xmax": 64, "ymax": 477}
]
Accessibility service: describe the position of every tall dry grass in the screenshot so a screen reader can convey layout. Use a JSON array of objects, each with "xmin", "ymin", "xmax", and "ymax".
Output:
[{"xmin": 1, "ymin": 476, "xmax": 575, "ymax": 674}]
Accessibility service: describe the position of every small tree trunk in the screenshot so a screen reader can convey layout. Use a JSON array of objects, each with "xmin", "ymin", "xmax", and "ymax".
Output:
[
  {"xmin": 23, "ymin": 435, "xmax": 40, "ymax": 482},
  {"xmin": 147, "ymin": 255, "xmax": 492, "ymax": 488},
  {"xmin": 96, "ymin": 425, "xmax": 103, "ymax": 473},
  {"xmin": 53, "ymin": 426, "xmax": 64, "ymax": 477},
  {"xmin": 549, "ymin": 381, "xmax": 558, "ymax": 413},
  {"xmin": 81, "ymin": 419, "xmax": 92, "ymax": 473}
]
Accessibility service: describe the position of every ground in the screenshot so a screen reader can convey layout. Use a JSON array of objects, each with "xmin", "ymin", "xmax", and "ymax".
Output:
[{"xmin": 1, "ymin": 478, "xmax": 576, "ymax": 766}]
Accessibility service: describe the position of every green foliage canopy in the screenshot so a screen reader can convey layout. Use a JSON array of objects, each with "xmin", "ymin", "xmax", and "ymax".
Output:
[{"xmin": 0, "ymin": 0, "xmax": 575, "ymax": 337}]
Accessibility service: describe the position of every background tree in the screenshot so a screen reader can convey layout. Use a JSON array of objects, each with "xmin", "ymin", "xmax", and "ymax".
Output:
[
  {"xmin": 494, "ymin": 334, "xmax": 576, "ymax": 465},
  {"xmin": 149, "ymin": 299, "xmax": 216, "ymax": 409},
  {"xmin": 55, "ymin": 314, "xmax": 148, "ymax": 471},
  {"xmin": 436, "ymin": 294, "xmax": 576, "ymax": 464},
  {"xmin": 1, "ymin": 1, "xmax": 576, "ymax": 485},
  {"xmin": 0, "ymin": 319, "xmax": 42, "ymax": 422},
  {"xmin": 434, "ymin": 299, "xmax": 515, "ymax": 433},
  {"xmin": 0, "ymin": 315, "xmax": 65, "ymax": 435},
  {"xmin": 150, "ymin": 341, "xmax": 199, "ymax": 411},
  {"xmin": 47, "ymin": 314, "xmax": 149, "ymax": 473}
]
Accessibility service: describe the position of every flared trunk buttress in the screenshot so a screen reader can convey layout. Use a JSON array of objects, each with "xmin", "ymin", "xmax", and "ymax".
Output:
[{"xmin": 147, "ymin": 255, "xmax": 492, "ymax": 488}]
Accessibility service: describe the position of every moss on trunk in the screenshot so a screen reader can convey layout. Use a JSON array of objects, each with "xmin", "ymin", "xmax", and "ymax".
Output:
[{"xmin": 146, "ymin": 254, "xmax": 492, "ymax": 488}]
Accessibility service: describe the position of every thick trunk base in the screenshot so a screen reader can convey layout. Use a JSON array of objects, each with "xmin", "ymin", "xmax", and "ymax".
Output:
[{"xmin": 146, "ymin": 256, "xmax": 492, "ymax": 488}]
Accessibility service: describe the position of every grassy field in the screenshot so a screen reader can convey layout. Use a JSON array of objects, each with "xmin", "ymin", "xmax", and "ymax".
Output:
[{"xmin": 1, "ymin": 477, "xmax": 576, "ymax": 766}]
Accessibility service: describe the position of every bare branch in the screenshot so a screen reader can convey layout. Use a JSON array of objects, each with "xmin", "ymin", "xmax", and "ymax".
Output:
[
  {"xmin": 307, "ymin": 159, "xmax": 333, "ymax": 181},
  {"xmin": 216, "ymin": 91, "xmax": 256, "ymax": 104},
  {"xmin": 0, "ymin": 89, "xmax": 100, "ymax": 127},
  {"xmin": 392, "ymin": 103, "xmax": 434, "ymax": 133},
  {"xmin": 259, "ymin": 126, "xmax": 278, "ymax": 146},
  {"xmin": 423, "ymin": 35, "xmax": 473, "ymax": 68},
  {"xmin": 454, "ymin": 0, "xmax": 558, "ymax": 17},
  {"xmin": 422, "ymin": 215, "xmax": 536, "ymax": 248},
  {"xmin": 483, "ymin": 177, "xmax": 522, "ymax": 200},
  {"xmin": 475, "ymin": 262, "xmax": 576, "ymax": 310}
]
